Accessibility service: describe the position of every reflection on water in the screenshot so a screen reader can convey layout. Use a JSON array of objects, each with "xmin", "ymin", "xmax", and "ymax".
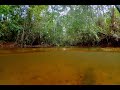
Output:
[
  {"xmin": 1, "ymin": 47, "xmax": 120, "ymax": 54},
  {"xmin": 81, "ymin": 68, "xmax": 96, "ymax": 85},
  {"xmin": 0, "ymin": 47, "xmax": 120, "ymax": 85}
]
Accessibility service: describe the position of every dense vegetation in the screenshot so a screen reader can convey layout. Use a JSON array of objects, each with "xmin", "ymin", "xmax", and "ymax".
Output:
[{"xmin": 0, "ymin": 5, "xmax": 120, "ymax": 48}]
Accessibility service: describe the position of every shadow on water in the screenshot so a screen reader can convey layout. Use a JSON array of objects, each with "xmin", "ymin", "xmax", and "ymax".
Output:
[
  {"xmin": 0, "ymin": 48, "xmax": 48, "ymax": 54},
  {"xmin": 81, "ymin": 67, "xmax": 96, "ymax": 85}
]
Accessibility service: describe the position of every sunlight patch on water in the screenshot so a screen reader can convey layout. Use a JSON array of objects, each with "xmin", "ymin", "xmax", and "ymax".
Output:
[{"xmin": 62, "ymin": 48, "xmax": 67, "ymax": 51}]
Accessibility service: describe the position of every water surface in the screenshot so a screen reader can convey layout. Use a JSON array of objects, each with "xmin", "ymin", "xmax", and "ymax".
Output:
[{"xmin": 0, "ymin": 47, "xmax": 120, "ymax": 85}]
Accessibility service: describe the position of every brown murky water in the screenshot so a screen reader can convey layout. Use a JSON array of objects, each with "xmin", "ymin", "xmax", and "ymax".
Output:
[{"xmin": 0, "ymin": 47, "xmax": 120, "ymax": 85}]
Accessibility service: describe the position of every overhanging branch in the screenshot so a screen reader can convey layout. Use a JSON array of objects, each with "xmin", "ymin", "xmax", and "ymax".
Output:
[{"xmin": 115, "ymin": 5, "xmax": 120, "ymax": 13}]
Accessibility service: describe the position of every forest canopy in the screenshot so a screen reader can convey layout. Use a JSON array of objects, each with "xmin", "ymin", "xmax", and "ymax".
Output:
[{"xmin": 0, "ymin": 5, "xmax": 120, "ymax": 48}]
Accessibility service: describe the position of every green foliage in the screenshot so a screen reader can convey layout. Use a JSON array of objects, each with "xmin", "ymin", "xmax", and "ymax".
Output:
[{"xmin": 0, "ymin": 5, "xmax": 119, "ymax": 46}]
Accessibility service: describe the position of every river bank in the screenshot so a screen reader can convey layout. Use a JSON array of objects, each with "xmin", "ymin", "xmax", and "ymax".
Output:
[{"xmin": 0, "ymin": 40, "xmax": 120, "ymax": 49}]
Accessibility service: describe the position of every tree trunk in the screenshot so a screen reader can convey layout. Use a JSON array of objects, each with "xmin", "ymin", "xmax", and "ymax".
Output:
[
  {"xmin": 21, "ymin": 29, "xmax": 25, "ymax": 48},
  {"xmin": 110, "ymin": 6, "xmax": 115, "ymax": 34}
]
